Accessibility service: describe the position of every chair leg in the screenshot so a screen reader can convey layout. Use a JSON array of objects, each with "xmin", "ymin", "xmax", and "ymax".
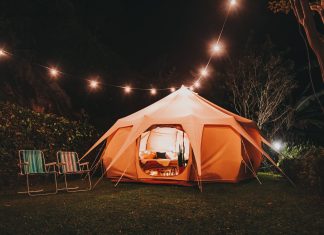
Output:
[
  {"xmin": 57, "ymin": 174, "xmax": 68, "ymax": 191},
  {"xmin": 18, "ymin": 174, "xmax": 44, "ymax": 195},
  {"xmin": 53, "ymin": 172, "xmax": 58, "ymax": 194},
  {"xmin": 64, "ymin": 174, "xmax": 79, "ymax": 192},
  {"xmin": 66, "ymin": 172, "xmax": 92, "ymax": 193},
  {"xmin": 18, "ymin": 173, "xmax": 58, "ymax": 196},
  {"xmin": 87, "ymin": 172, "xmax": 92, "ymax": 190}
]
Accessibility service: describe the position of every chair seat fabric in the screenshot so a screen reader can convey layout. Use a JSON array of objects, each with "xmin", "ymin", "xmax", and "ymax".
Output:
[
  {"xmin": 57, "ymin": 151, "xmax": 80, "ymax": 173},
  {"xmin": 21, "ymin": 150, "xmax": 45, "ymax": 174}
]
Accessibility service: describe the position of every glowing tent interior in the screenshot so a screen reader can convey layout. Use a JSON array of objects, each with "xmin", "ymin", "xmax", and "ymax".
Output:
[{"xmin": 82, "ymin": 86, "xmax": 288, "ymax": 187}]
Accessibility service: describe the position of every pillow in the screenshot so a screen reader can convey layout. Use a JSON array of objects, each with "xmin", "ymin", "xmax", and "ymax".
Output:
[
  {"xmin": 156, "ymin": 152, "xmax": 166, "ymax": 159},
  {"xmin": 142, "ymin": 152, "xmax": 156, "ymax": 160},
  {"xmin": 166, "ymin": 152, "xmax": 176, "ymax": 160}
]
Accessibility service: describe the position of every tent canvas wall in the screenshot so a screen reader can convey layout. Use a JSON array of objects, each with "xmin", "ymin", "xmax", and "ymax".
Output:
[{"xmin": 82, "ymin": 86, "xmax": 282, "ymax": 186}]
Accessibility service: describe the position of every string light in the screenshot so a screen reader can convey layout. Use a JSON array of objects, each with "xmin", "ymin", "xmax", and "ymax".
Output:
[
  {"xmin": 211, "ymin": 43, "xmax": 223, "ymax": 54},
  {"xmin": 200, "ymin": 68, "xmax": 209, "ymax": 77},
  {"xmin": 89, "ymin": 80, "xmax": 99, "ymax": 89},
  {"xmin": 150, "ymin": 88, "xmax": 157, "ymax": 95},
  {"xmin": 0, "ymin": 0, "xmax": 237, "ymax": 95},
  {"xmin": 124, "ymin": 86, "xmax": 132, "ymax": 93},
  {"xmin": 190, "ymin": 0, "xmax": 234, "ymax": 88},
  {"xmin": 49, "ymin": 67, "xmax": 59, "ymax": 78},
  {"xmin": 0, "ymin": 49, "xmax": 7, "ymax": 57},
  {"xmin": 230, "ymin": 0, "xmax": 237, "ymax": 6}
]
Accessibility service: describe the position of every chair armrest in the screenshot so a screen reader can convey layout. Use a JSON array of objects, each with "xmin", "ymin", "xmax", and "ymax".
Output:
[
  {"xmin": 45, "ymin": 162, "xmax": 56, "ymax": 166},
  {"xmin": 45, "ymin": 162, "xmax": 57, "ymax": 173},
  {"xmin": 56, "ymin": 162, "xmax": 66, "ymax": 166},
  {"xmin": 18, "ymin": 162, "xmax": 29, "ymax": 166},
  {"xmin": 79, "ymin": 162, "xmax": 89, "ymax": 166}
]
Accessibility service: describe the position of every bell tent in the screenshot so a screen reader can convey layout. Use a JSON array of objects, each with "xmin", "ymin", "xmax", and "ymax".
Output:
[{"xmin": 82, "ymin": 86, "xmax": 284, "ymax": 186}]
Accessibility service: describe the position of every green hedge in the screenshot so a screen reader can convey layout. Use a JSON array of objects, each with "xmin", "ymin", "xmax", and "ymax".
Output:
[{"xmin": 0, "ymin": 102, "xmax": 99, "ymax": 189}]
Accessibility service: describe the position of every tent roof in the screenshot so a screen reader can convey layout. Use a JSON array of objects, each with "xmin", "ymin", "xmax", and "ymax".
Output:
[
  {"xmin": 119, "ymin": 86, "xmax": 256, "ymax": 127},
  {"xmin": 81, "ymin": 86, "xmax": 259, "ymax": 161}
]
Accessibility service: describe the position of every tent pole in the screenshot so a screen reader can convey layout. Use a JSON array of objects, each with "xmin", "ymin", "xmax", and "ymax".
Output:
[
  {"xmin": 92, "ymin": 126, "xmax": 144, "ymax": 189},
  {"xmin": 92, "ymin": 154, "xmax": 131, "ymax": 189},
  {"xmin": 92, "ymin": 158, "xmax": 113, "ymax": 189},
  {"xmin": 235, "ymin": 125, "xmax": 295, "ymax": 187},
  {"xmin": 262, "ymin": 153, "xmax": 296, "ymax": 187},
  {"xmin": 82, "ymin": 141, "xmax": 106, "ymax": 180},
  {"xmin": 182, "ymin": 131, "xmax": 185, "ymax": 166},
  {"xmin": 89, "ymin": 142, "xmax": 106, "ymax": 171},
  {"xmin": 101, "ymin": 159, "xmax": 104, "ymax": 177},
  {"xmin": 89, "ymin": 157, "xmax": 102, "ymax": 179},
  {"xmin": 191, "ymin": 153, "xmax": 203, "ymax": 192},
  {"xmin": 242, "ymin": 158, "xmax": 262, "ymax": 185},
  {"xmin": 259, "ymin": 138, "xmax": 296, "ymax": 187},
  {"xmin": 114, "ymin": 160, "xmax": 132, "ymax": 187},
  {"xmin": 145, "ymin": 130, "xmax": 151, "ymax": 150},
  {"xmin": 92, "ymin": 167, "xmax": 107, "ymax": 189},
  {"xmin": 241, "ymin": 140, "xmax": 262, "ymax": 185}
]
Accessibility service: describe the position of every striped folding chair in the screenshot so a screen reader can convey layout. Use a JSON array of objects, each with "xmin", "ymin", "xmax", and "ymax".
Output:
[
  {"xmin": 18, "ymin": 150, "xmax": 58, "ymax": 196},
  {"xmin": 56, "ymin": 151, "xmax": 91, "ymax": 192}
]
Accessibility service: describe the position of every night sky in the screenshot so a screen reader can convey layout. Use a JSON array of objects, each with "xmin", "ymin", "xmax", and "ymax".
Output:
[{"xmin": 0, "ymin": 0, "xmax": 323, "ymax": 129}]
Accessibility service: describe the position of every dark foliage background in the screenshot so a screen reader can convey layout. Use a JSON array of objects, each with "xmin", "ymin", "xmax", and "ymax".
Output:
[
  {"xmin": 279, "ymin": 145, "xmax": 324, "ymax": 194},
  {"xmin": 0, "ymin": 102, "xmax": 99, "ymax": 189}
]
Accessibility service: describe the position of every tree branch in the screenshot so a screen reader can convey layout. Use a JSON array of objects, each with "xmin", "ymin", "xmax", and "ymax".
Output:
[{"xmin": 310, "ymin": 0, "xmax": 324, "ymax": 24}]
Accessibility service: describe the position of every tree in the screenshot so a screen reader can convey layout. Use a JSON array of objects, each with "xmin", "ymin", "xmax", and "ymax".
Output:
[
  {"xmin": 268, "ymin": 0, "xmax": 324, "ymax": 82},
  {"xmin": 286, "ymin": 90, "xmax": 324, "ymax": 144},
  {"xmin": 225, "ymin": 39, "xmax": 296, "ymax": 138}
]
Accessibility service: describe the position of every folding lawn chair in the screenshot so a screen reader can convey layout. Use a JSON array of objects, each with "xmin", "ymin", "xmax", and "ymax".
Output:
[
  {"xmin": 56, "ymin": 151, "xmax": 91, "ymax": 192},
  {"xmin": 18, "ymin": 150, "xmax": 58, "ymax": 196}
]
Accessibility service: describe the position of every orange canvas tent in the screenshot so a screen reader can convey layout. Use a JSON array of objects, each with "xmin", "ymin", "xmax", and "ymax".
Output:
[{"xmin": 82, "ymin": 86, "xmax": 287, "ymax": 187}]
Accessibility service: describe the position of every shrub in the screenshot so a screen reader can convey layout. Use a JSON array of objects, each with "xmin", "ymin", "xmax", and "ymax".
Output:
[
  {"xmin": 279, "ymin": 144, "xmax": 324, "ymax": 194},
  {"xmin": 0, "ymin": 102, "xmax": 99, "ymax": 189}
]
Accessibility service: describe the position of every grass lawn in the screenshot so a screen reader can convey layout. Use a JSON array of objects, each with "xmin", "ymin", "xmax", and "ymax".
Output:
[{"xmin": 0, "ymin": 173, "xmax": 323, "ymax": 234}]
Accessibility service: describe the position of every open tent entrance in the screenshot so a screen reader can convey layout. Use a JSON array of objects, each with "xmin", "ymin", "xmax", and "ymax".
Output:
[{"xmin": 139, "ymin": 125, "xmax": 190, "ymax": 177}]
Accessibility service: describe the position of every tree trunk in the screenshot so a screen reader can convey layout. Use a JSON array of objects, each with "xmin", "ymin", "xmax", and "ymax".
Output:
[{"xmin": 292, "ymin": 0, "xmax": 324, "ymax": 82}]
